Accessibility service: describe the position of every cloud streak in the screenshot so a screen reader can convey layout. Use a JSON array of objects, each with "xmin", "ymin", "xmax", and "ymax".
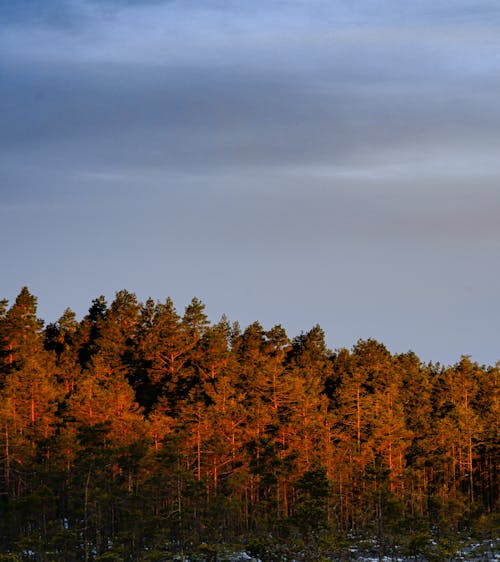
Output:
[{"xmin": 2, "ymin": 0, "xmax": 500, "ymax": 175}]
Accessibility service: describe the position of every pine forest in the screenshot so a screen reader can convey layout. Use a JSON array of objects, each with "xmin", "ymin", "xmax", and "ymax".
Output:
[{"xmin": 0, "ymin": 287, "xmax": 498, "ymax": 561}]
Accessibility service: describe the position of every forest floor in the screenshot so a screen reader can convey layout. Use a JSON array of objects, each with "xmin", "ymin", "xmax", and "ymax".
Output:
[{"xmin": 166, "ymin": 538, "xmax": 500, "ymax": 561}]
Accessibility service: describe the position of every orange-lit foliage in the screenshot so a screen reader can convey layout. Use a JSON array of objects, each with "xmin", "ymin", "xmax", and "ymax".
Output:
[{"xmin": 0, "ymin": 287, "xmax": 497, "ymax": 559}]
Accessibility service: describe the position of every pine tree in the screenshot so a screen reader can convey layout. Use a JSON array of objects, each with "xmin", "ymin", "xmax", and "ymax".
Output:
[{"xmin": 0, "ymin": 289, "xmax": 60, "ymax": 505}]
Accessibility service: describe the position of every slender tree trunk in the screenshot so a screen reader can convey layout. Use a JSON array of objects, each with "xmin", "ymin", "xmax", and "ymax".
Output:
[
  {"xmin": 197, "ymin": 421, "xmax": 201, "ymax": 481},
  {"xmin": 31, "ymin": 396, "xmax": 35, "ymax": 425},
  {"xmin": 4, "ymin": 425, "xmax": 9, "ymax": 492},
  {"xmin": 468, "ymin": 434, "xmax": 474, "ymax": 503},
  {"xmin": 213, "ymin": 455, "xmax": 218, "ymax": 494},
  {"xmin": 84, "ymin": 468, "xmax": 92, "ymax": 562},
  {"xmin": 357, "ymin": 384, "xmax": 361, "ymax": 453}
]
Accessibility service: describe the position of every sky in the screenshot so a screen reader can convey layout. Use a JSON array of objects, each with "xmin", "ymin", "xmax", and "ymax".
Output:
[{"xmin": 1, "ymin": 0, "xmax": 500, "ymax": 366}]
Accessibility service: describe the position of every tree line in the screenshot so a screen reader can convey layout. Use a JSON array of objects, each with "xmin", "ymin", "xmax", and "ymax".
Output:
[{"xmin": 0, "ymin": 287, "xmax": 498, "ymax": 561}]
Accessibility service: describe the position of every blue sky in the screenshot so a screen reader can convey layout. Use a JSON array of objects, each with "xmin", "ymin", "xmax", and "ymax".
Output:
[{"xmin": 1, "ymin": 0, "xmax": 500, "ymax": 365}]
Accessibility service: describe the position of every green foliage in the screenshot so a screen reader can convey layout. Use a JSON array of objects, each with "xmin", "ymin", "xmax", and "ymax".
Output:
[{"xmin": 95, "ymin": 553, "xmax": 124, "ymax": 562}]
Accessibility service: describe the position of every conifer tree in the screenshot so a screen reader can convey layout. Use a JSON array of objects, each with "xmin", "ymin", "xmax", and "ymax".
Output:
[
  {"xmin": 0, "ymin": 288, "xmax": 60, "ymax": 500},
  {"xmin": 45, "ymin": 307, "xmax": 81, "ymax": 394},
  {"xmin": 0, "ymin": 287, "xmax": 496, "ymax": 558}
]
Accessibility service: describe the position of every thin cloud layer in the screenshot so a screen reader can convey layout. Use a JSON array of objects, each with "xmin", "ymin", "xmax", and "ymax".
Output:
[
  {"xmin": 2, "ymin": 1, "xmax": 499, "ymax": 175},
  {"xmin": 1, "ymin": 1, "xmax": 499, "ymax": 365}
]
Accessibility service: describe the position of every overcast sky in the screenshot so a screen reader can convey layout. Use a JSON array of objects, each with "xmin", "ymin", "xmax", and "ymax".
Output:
[{"xmin": 1, "ymin": 0, "xmax": 500, "ymax": 366}]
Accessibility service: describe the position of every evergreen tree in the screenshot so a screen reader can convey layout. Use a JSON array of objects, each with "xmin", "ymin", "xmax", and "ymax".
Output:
[{"xmin": 0, "ymin": 287, "xmax": 497, "ymax": 558}]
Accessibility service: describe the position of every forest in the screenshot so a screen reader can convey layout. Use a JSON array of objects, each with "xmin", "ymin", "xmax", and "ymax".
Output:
[{"xmin": 0, "ymin": 287, "xmax": 498, "ymax": 561}]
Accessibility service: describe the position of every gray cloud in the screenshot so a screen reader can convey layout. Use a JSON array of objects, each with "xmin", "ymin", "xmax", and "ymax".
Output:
[
  {"xmin": 2, "ymin": 56, "xmax": 499, "ymax": 178},
  {"xmin": 2, "ymin": 0, "xmax": 500, "ymax": 179},
  {"xmin": 0, "ymin": 1, "xmax": 79, "ymax": 27},
  {"xmin": 1, "ymin": 0, "xmax": 500, "ymax": 365}
]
